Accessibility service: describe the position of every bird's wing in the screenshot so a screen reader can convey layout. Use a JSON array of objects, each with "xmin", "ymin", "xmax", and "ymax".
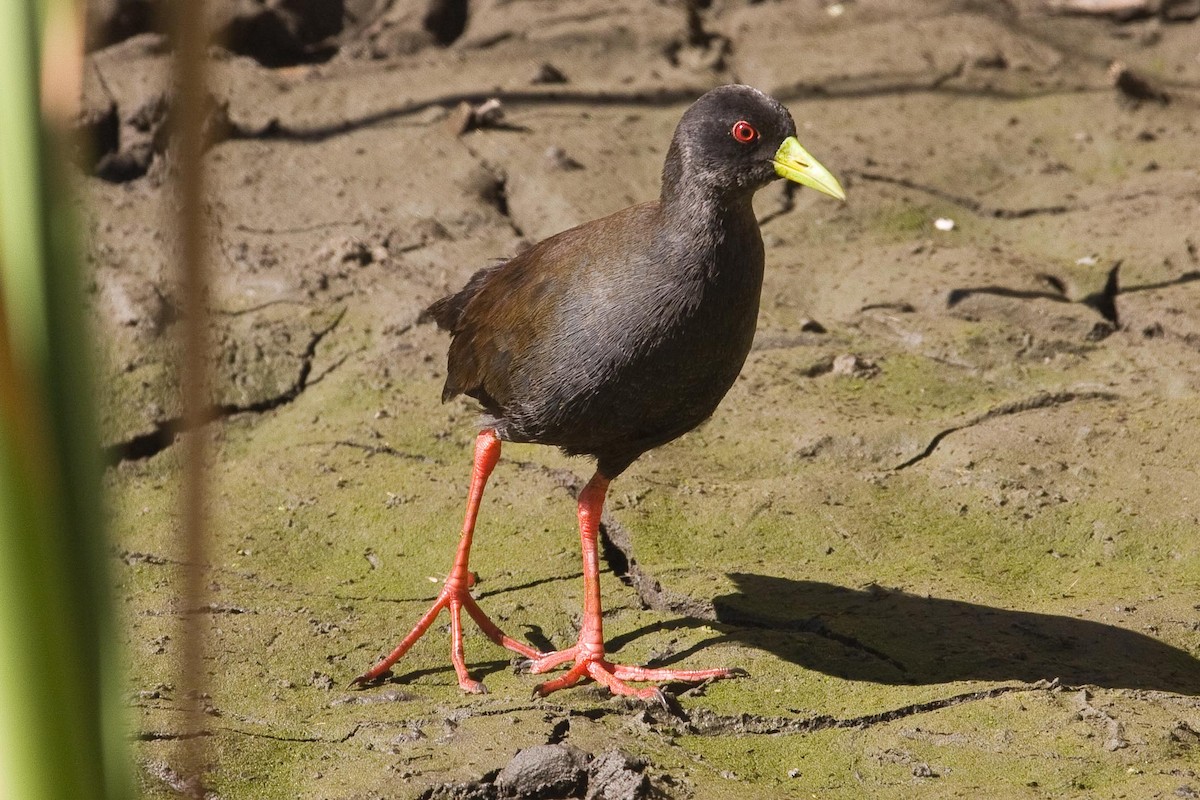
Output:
[{"xmin": 439, "ymin": 202, "xmax": 662, "ymax": 412}]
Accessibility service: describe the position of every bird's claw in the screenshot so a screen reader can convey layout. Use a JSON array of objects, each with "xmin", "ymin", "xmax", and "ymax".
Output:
[
  {"xmin": 646, "ymin": 687, "xmax": 674, "ymax": 713},
  {"xmin": 348, "ymin": 670, "xmax": 390, "ymax": 689},
  {"xmin": 460, "ymin": 678, "xmax": 489, "ymax": 695}
]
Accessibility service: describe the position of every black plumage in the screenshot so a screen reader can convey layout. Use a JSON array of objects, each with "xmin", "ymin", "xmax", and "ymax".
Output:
[
  {"xmin": 425, "ymin": 85, "xmax": 795, "ymax": 476},
  {"xmin": 357, "ymin": 84, "xmax": 845, "ymax": 698}
]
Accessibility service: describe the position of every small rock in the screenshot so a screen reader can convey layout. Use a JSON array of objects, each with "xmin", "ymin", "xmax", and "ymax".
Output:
[
  {"xmin": 587, "ymin": 750, "xmax": 648, "ymax": 800},
  {"xmin": 446, "ymin": 98, "xmax": 507, "ymax": 135},
  {"xmin": 1109, "ymin": 60, "xmax": 1170, "ymax": 105},
  {"xmin": 545, "ymin": 145, "xmax": 584, "ymax": 171},
  {"xmin": 1085, "ymin": 321, "xmax": 1116, "ymax": 342},
  {"xmin": 799, "ymin": 318, "xmax": 826, "ymax": 333},
  {"xmin": 912, "ymin": 763, "xmax": 936, "ymax": 777},
  {"xmin": 445, "ymin": 102, "xmax": 478, "ymax": 136},
  {"xmin": 831, "ymin": 353, "xmax": 879, "ymax": 378},
  {"xmin": 1168, "ymin": 720, "xmax": 1200, "ymax": 744},
  {"xmin": 496, "ymin": 744, "xmax": 588, "ymax": 798},
  {"xmin": 472, "ymin": 98, "xmax": 505, "ymax": 127},
  {"xmin": 531, "ymin": 62, "xmax": 568, "ymax": 84},
  {"xmin": 310, "ymin": 671, "xmax": 334, "ymax": 691}
]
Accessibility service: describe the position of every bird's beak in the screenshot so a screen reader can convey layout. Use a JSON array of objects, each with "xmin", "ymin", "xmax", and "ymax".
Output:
[{"xmin": 773, "ymin": 136, "xmax": 846, "ymax": 201}]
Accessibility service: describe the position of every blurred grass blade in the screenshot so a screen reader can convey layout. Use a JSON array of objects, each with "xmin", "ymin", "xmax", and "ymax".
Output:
[{"xmin": 0, "ymin": 1, "xmax": 131, "ymax": 798}]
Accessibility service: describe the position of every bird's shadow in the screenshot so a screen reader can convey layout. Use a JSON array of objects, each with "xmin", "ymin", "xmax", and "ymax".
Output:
[
  {"xmin": 654, "ymin": 573, "xmax": 1200, "ymax": 694},
  {"xmin": 369, "ymin": 573, "xmax": 1200, "ymax": 695}
]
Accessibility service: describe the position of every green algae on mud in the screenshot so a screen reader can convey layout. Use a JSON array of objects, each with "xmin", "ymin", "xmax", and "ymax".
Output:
[{"xmin": 89, "ymin": 4, "xmax": 1200, "ymax": 797}]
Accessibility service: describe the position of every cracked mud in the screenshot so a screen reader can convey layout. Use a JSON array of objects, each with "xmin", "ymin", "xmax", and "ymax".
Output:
[{"xmin": 85, "ymin": 1, "xmax": 1200, "ymax": 798}]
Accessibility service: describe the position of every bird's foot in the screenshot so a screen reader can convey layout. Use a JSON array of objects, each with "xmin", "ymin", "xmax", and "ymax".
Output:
[
  {"xmin": 525, "ymin": 645, "xmax": 743, "ymax": 701},
  {"xmin": 351, "ymin": 574, "xmax": 540, "ymax": 694}
]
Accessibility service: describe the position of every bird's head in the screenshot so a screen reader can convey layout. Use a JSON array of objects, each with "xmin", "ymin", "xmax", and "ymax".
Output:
[{"xmin": 663, "ymin": 84, "xmax": 845, "ymax": 203}]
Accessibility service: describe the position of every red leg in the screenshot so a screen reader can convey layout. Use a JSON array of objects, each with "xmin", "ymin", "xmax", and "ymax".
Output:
[
  {"xmin": 529, "ymin": 471, "xmax": 742, "ymax": 700},
  {"xmin": 352, "ymin": 429, "xmax": 539, "ymax": 693}
]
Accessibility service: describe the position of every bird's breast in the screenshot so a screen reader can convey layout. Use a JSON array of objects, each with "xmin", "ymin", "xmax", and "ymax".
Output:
[{"xmin": 547, "ymin": 238, "xmax": 766, "ymax": 429}]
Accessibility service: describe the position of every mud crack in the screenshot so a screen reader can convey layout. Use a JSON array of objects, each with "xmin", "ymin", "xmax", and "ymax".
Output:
[
  {"xmin": 225, "ymin": 64, "xmax": 1107, "ymax": 147},
  {"xmin": 892, "ymin": 389, "xmax": 1119, "ymax": 471},
  {"xmin": 326, "ymin": 439, "xmax": 439, "ymax": 463},
  {"xmin": 650, "ymin": 680, "xmax": 1062, "ymax": 736},
  {"xmin": 137, "ymin": 730, "xmax": 212, "ymax": 741},
  {"xmin": 852, "ymin": 169, "xmax": 1073, "ymax": 219},
  {"xmin": 105, "ymin": 308, "xmax": 347, "ymax": 464},
  {"xmin": 949, "ymin": 261, "xmax": 1123, "ymax": 328}
]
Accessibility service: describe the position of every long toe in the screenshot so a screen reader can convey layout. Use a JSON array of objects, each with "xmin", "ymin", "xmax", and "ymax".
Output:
[
  {"xmin": 354, "ymin": 578, "xmax": 537, "ymax": 694},
  {"xmin": 459, "ymin": 677, "xmax": 489, "ymax": 694},
  {"xmin": 533, "ymin": 661, "xmax": 591, "ymax": 696},
  {"xmin": 525, "ymin": 646, "xmax": 580, "ymax": 675},
  {"xmin": 609, "ymin": 664, "xmax": 742, "ymax": 683},
  {"xmin": 530, "ymin": 651, "xmax": 744, "ymax": 699}
]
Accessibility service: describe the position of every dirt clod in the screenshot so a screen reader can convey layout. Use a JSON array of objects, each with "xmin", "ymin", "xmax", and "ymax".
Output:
[
  {"xmin": 531, "ymin": 63, "xmax": 568, "ymax": 84},
  {"xmin": 831, "ymin": 353, "xmax": 880, "ymax": 378},
  {"xmin": 495, "ymin": 744, "xmax": 588, "ymax": 798},
  {"xmin": 585, "ymin": 750, "xmax": 649, "ymax": 800}
]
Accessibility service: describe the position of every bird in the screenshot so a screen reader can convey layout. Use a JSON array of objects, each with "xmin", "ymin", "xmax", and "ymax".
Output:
[{"xmin": 352, "ymin": 84, "xmax": 845, "ymax": 700}]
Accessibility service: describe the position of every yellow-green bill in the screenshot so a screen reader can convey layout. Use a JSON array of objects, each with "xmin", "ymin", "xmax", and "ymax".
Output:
[{"xmin": 773, "ymin": 136, "xmax": 846, "ymax": 201}]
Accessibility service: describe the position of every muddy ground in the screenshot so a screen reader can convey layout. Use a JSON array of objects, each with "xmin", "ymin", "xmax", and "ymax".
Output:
[{"xmin": 81, "ymin": 1, "xmax": 1200, "ymax": 798}]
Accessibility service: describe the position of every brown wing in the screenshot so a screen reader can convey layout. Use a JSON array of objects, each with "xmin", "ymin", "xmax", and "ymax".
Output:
[
  {"xmin": 422, "ymin": 240, "xmax": 568, "ymax": 410},
  {"xmin": 419, "ymin": 261, "xmax": 506, "ymax": 333},
  {"xmin": 423, "ymin": 202, "xmax": 661, "ymax": 417}
]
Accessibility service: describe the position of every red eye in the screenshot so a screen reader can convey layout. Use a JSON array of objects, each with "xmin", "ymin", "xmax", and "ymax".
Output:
[{"xmin": 731, "ymin": 120, "xmax": 758, "ymax": 144}]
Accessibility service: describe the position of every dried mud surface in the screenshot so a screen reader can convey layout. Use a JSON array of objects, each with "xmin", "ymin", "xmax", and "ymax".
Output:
[{"xmin": 85, "ymin": 2, "xmax": 1200, "ymax": 798}]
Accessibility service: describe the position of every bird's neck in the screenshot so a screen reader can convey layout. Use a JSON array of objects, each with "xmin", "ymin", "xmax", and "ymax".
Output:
[
  {"xmin": 659, "ymin": 134, "xmax": 759, "ymax": 234},
  {"xmin": 659, "ymin": 184, "xmax": 761, "ymax": 279}
]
